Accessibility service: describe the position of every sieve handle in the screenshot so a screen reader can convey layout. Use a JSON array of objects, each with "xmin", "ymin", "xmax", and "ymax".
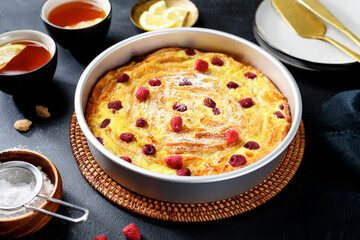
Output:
[{"xmin": 24, "ymin": 194, "xmax": 89, "ymax": 223}]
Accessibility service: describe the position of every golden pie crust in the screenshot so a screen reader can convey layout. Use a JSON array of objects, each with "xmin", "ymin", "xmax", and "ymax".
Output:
[{"xmin": 85, "ymin": 47, "xmax": 291, "ymax": 176}]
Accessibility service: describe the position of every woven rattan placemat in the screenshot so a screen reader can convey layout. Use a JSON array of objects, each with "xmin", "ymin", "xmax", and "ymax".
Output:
[{"xmin": 70, "ymin": 112, "xmax": 305, "ymax": 222}]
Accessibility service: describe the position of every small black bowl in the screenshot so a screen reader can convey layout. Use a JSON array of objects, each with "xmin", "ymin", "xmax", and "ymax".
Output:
[
  {"xmin": 0, "ymin": 30, "xmax": 57, "ymax": 95},
  {"xmin": 40, "ymin": 0, "xmax": 112, "ymax": 51}
]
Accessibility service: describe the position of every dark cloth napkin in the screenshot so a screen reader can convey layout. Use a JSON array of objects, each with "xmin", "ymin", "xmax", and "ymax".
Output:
[
  {"xmin": 314, "ymin": 90, "xmax": 360, "ymax": 178},
  {"xmin": 284, "ymin": 90, "xmax": 360, "ymax": 240}
]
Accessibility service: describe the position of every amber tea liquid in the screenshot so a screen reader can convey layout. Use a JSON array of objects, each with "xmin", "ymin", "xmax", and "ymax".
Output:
[
  {"xmin": 48, "ymin": 1, "xmax": 106, "ymax": 27},
  {"xmin": 0, "ymin": 41, "xmax": 52, "ymax": 75}
]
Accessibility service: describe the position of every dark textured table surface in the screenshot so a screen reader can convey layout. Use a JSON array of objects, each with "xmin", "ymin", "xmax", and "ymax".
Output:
[{"xmin": 1, "ymin": 0, "xmax": 359, "ymax": 239}]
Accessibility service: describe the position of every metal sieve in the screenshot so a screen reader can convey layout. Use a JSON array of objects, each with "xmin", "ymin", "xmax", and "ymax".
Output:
[{"xmin": 0, "ymin": 161, "xmax": 89, "ymax": 222}]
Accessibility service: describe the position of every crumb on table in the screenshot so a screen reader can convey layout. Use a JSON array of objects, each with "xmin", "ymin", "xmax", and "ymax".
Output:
[
  {"xmin": 14, "ymin": 119, "xmax": 32, "ymax": 132},
  {"xmin": 36, "ymin": 105, "xmax": 51, "ymax": 118}
]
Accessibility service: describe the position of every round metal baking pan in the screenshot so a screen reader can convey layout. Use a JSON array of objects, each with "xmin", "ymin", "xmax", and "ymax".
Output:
[{"xmin": 74, "ymin": 28, "xmax": 302, "ymax": 203}]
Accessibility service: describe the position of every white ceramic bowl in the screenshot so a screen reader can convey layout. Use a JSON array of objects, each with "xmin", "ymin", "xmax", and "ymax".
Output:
[{"xmin": 75, "ymin": 28, "xmax": 302, "ymax": 203}]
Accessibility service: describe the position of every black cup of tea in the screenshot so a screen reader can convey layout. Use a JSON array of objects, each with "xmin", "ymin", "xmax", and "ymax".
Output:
[
  {"xmin": 0, "ymin": 30, "xmax": 57, "ymax": 95},
  {"xmin": 40, "ymin": 0, "xmax": 112, "ymax": 51}
]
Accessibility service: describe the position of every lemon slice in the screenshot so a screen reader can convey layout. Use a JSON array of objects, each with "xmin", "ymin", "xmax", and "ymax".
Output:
[
  {"xmin": 148, "ymin": 0, "xmax": 167, "ymax": 16},
  {"xmin": 64, "ymin": 18, "xmax": 103, "ymax": 29},
  {"xmin": 164, "ymin": 7, "xmax": 188, "ymax": 27},
  {"xmin": 0, "ymin": 44, "xmax": 26, "ymax": 70},
  {"xmin": 139, "ymin": 11, "xmax": 176, "ymax": 31}
]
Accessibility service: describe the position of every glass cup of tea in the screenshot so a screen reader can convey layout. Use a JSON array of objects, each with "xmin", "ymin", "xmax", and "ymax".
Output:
[
  {"xmin": 40, "ymin": 0, "xmax": 112, "ymax": 51},
  {"xmin": 0, "ymin": 30, "xmax": 57, "ymax": 95}
]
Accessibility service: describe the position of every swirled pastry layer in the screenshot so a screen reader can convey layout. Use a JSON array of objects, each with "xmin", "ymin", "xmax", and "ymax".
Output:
[{"xmin": 85, "ymin": 47, "xmax": 291, "ymax": 176}]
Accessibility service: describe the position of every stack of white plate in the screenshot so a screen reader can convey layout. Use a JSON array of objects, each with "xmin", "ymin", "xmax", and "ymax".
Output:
[{"xmin": 253, "ymin": 0, "xmax": 360, "ymax": 71}]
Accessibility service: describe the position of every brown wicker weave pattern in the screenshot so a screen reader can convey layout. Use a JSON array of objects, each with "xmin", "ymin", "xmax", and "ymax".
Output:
[{"xmin": 69, "ymin": 112, "xmax": 305, "ymax": 222}]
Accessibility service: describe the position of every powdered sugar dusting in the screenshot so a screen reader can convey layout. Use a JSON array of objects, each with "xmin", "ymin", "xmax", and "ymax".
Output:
[
  {"xmin": 164, "ymin": 72, "xmax": 216, "ymax": 88},
  {"xmin": 0, "ymin": 146, "xmax": 43, "ymax": 154},
  {"xmin": 0, "ymin": 166, "xmax": 54, "ymax": 219}
]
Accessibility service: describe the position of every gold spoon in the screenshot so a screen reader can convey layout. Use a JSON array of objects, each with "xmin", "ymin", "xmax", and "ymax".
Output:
[{"xmin": 272, "ymin": 0, "xmax": 360, "ymax": 63}]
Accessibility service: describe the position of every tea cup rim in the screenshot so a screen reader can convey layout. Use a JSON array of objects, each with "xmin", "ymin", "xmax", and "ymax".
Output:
[
  {"xmin": 0, "ymin": 29, "xmax": 57, "ymax": 76},
  {"xmin": 40, "ymin": 0, "xmax": 112, "ymax": 31}
]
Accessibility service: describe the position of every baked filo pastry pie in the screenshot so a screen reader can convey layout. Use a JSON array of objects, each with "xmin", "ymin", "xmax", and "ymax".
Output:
[{"xmin": 85, "ymin": 47, "xmax": 291, "ymax": 176}]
